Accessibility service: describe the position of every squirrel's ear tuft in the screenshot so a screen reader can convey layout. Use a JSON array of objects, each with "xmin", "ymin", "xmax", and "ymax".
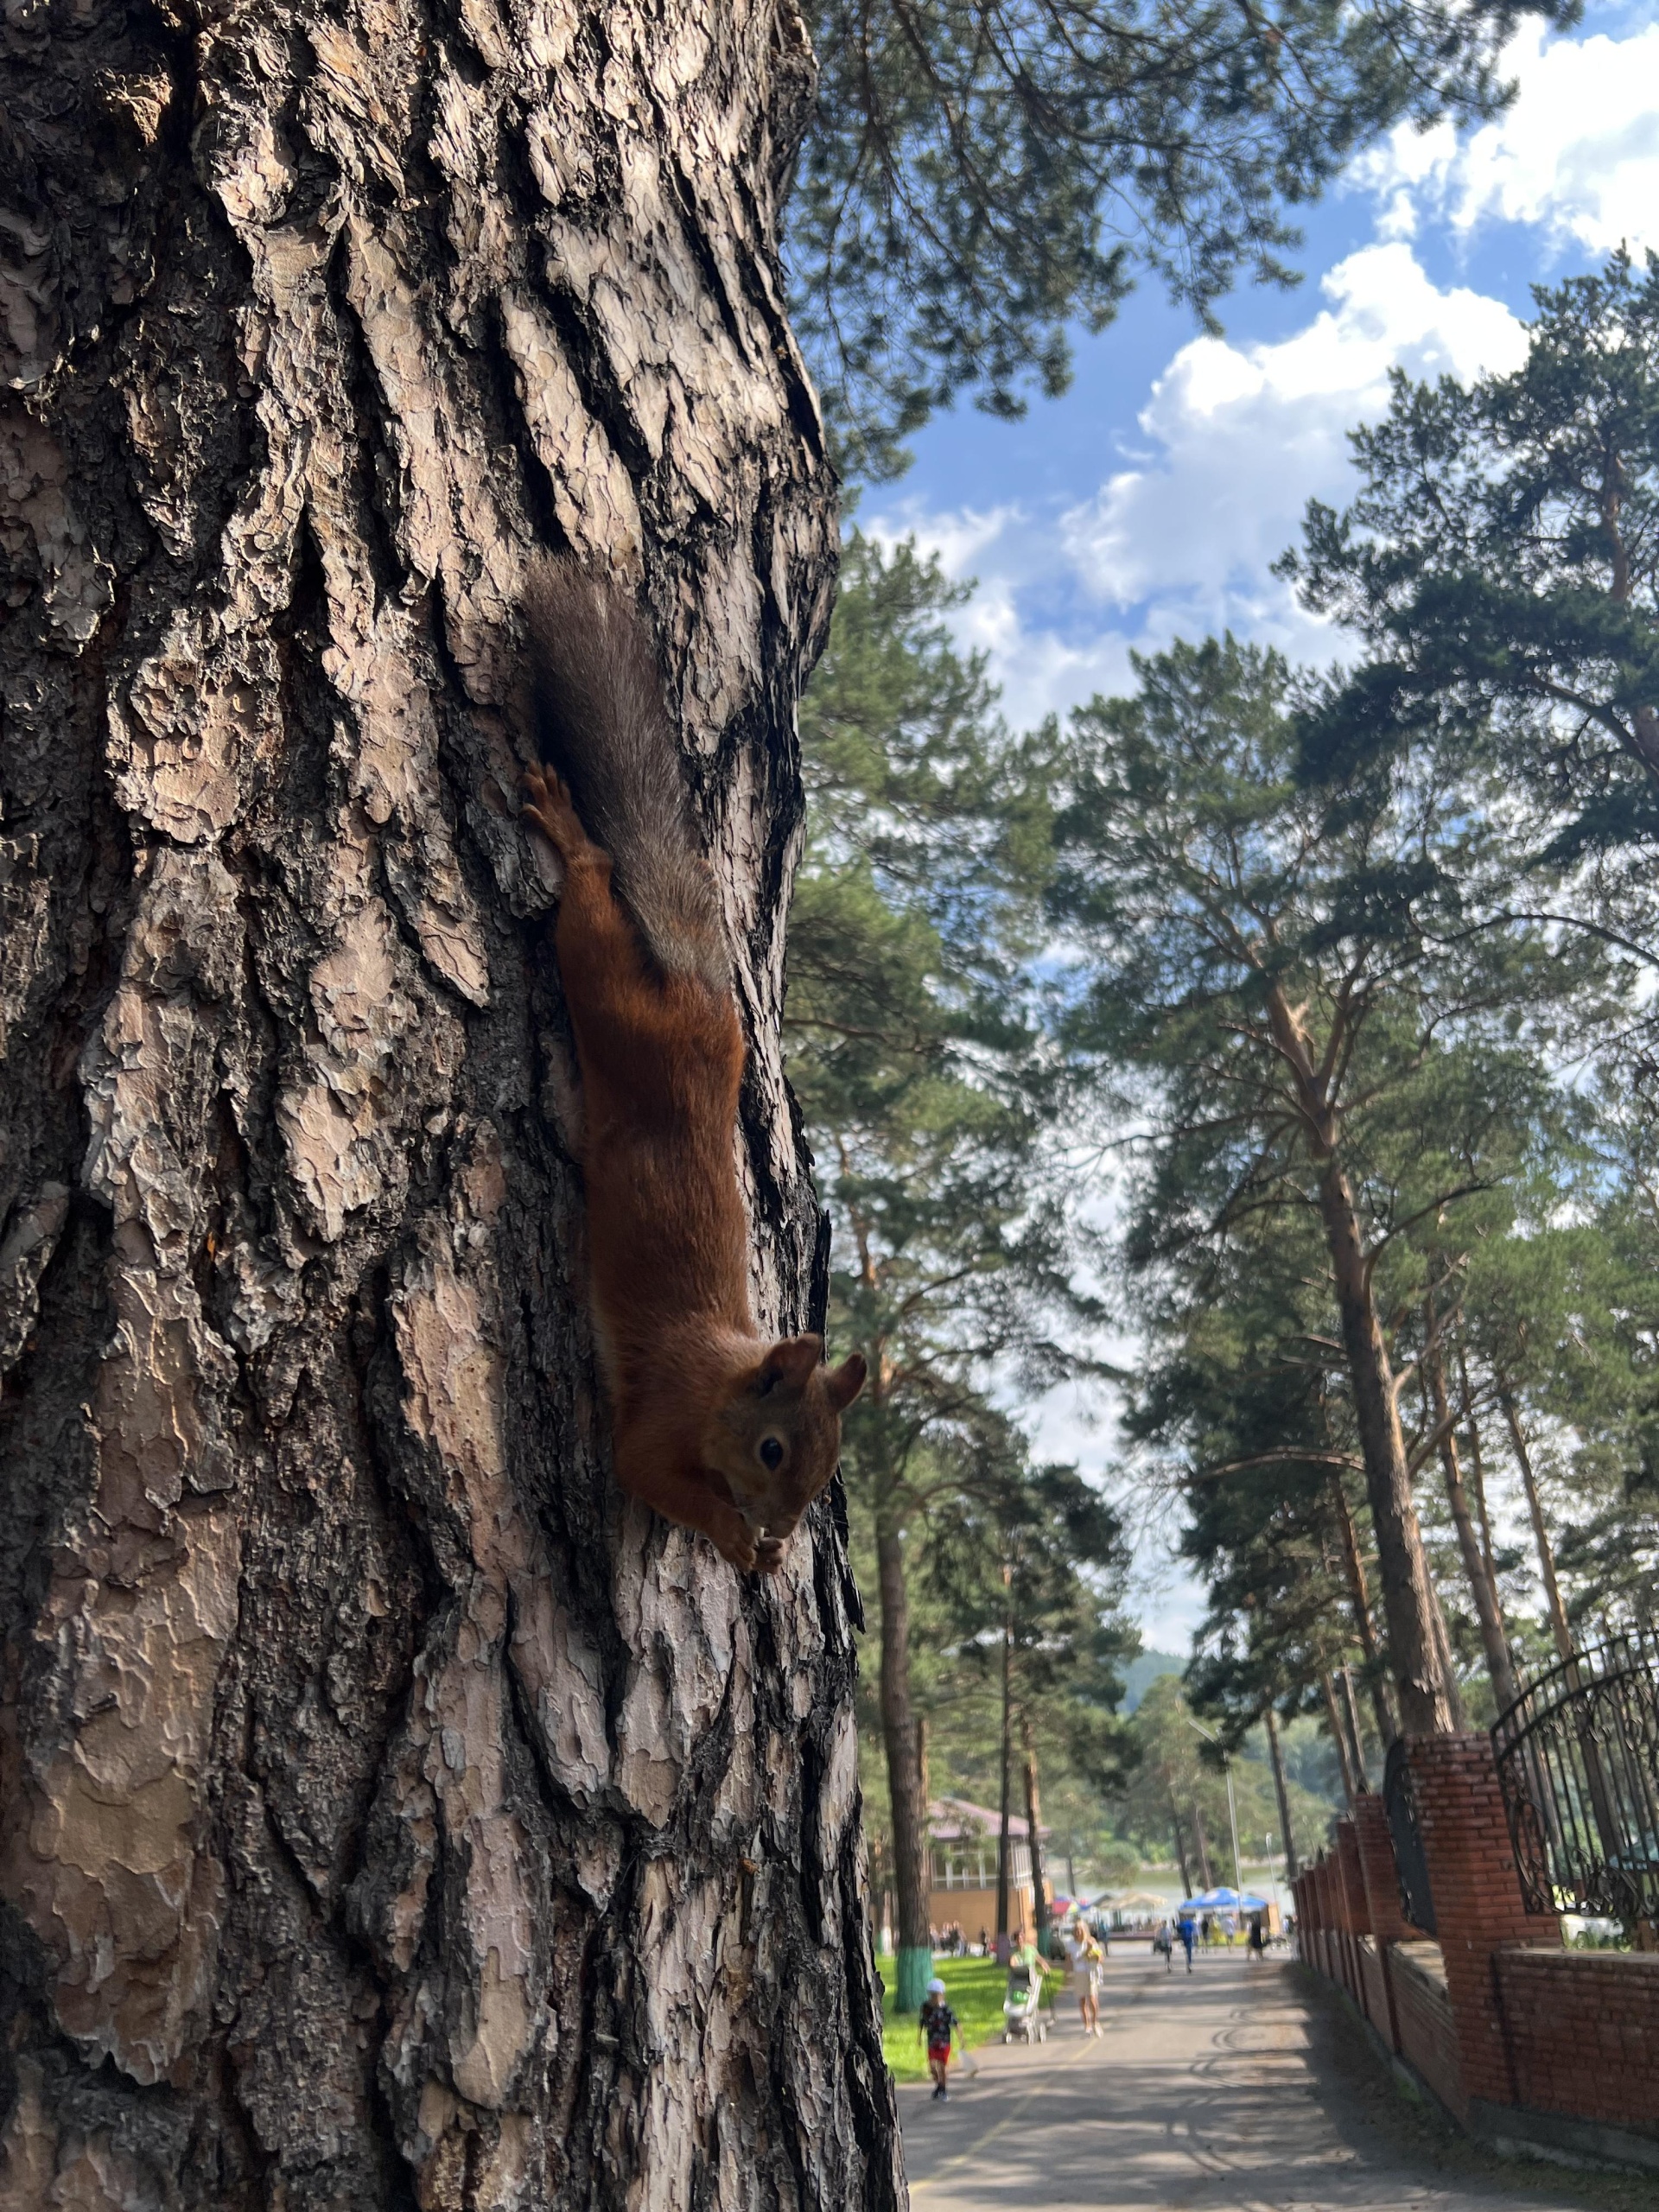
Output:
[
  {"xmin": 754, "ymin": 1334, "xmax": 822, "ymax": 1395},
  {"xmin": 824, "ymin": 1352, "xmax": 867, "ymax": 1413}
]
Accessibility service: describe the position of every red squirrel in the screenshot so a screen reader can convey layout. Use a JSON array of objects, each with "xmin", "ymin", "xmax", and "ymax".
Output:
[{"xmin": 519, "ymin": 563, "xmax": 865, "ymax": 1573}]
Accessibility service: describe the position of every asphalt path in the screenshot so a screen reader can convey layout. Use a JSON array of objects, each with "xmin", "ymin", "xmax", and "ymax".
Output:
[{"xmin": 897, "ymin": 1948, "xmax": 1643, "ymax": 2212}]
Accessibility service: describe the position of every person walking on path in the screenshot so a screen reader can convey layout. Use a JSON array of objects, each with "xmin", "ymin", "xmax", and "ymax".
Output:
[
  {"xmin": 1153, "ymin": 1918, "xmax": 1174, "ymax": 1970},
  {"xmin": 1071, "ymin": 1921, "xmax": 1103, "ymax": 2036},
  {"xmin": 1177, "ymin": 1913, "xmax": 1196, "ymax": 1972},
  {"xmin": 919, "ymin": 1977, "xmax": 960, "ymax": 2101},
  {"xmin": 1248, "ymin": 1910, "xmax": 1267, "ymax": 1962}
]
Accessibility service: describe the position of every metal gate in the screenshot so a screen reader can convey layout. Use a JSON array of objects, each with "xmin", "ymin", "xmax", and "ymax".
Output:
[{"xmin": 1491, "ymin": 1625, "xmax": 1659, "ymax": 1923}]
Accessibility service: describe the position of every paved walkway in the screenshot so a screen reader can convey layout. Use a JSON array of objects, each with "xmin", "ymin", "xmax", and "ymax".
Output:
[{"xmin": 898, "ymin": 1950, "xmax": 1626, "ymax": 2212}]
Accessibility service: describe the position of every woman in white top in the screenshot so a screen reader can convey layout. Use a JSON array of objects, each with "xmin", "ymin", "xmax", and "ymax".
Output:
[{"xmin": 1065, "ymin": 1921, "xmax": 1103, "ymax": 2036}]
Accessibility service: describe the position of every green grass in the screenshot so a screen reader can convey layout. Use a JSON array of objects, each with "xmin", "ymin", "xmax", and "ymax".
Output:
[{"xmin": 879, "ymin": 1955, "xmax": 1055, "ymax": 2082}]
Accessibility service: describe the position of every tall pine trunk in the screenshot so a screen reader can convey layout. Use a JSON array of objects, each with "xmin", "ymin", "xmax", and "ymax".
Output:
[
  {"xmin": 1425, "ymin": 1328, "xmax": 1517, "ymax": 1711},
  {"xmin": 1191, "ymin": 1804, "xmax": 1215, "ymax": 1891},
  {"xmin": 1168, "ymin": 1795, "xmax": 1193, "ymax": 1896},
  {"xmin": 1326, "ymin": 1479, "xmax": 1398, "ymax": 1751},
  {"xmin": 874, "ymin": 1510, "xmax": 931, "ymax": 2010},
  {"xmin": 0, "ymin": 3, "xmax": 905, "ymax": 2206},
  {"xmin": 1500, "ymin": 1382, "xmax": 1574, "ymax": 1663},
  {"xmin": 1263, "ymin": 1707, "xmax": 1299, "ymax": 1882},
  {"xmin": 1321, "ymin": 1672, "xmax": 1358, "ymax": 1808},
  {"xmin": 1018, "ymin": 1711, "xmax": 1048, "ymax": 1948},
  {"xmin": 1319, "ymin": 1160, "xmax": 1452, "ymax": 1736}
]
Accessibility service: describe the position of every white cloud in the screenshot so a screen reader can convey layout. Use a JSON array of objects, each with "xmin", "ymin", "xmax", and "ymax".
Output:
[
  {"xmin": 1062, "ymin": 242, "xmax": 1525, "ymax": 644},
  {"xmin": 873, "ymin": 245, "xmax": 1526, "ymax": 726},
  {"xmin": 1357, "ymin": 21, "xmax": 1659, "ymax": 256},
  {"xmin": 864, "ymin": 499, "xmax": 1142, "ymax": 727}
]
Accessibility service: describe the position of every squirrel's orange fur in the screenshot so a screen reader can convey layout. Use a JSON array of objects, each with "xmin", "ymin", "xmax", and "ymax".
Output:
[{"xmin": 520, "ymin": 563, "xmax": 864, "ymax": 1573}]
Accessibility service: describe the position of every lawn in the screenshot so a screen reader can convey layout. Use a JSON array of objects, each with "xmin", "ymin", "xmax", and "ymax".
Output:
[{"xmin": 879, "ymin": 1954, "xmax": 1055, "ymax": 2082}]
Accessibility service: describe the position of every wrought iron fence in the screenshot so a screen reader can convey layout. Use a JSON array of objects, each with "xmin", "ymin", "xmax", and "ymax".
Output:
[
  {"xmin": 1383, "ymin": 1738, "xmax": 1436, "ymax": 1934},
  {"xmin": 1491, "ymin": 1624, "xmax": 1659, "ymax": 1925}
]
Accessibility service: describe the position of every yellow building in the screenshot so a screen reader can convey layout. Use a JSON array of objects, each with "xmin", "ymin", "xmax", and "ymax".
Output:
[{"xmin": 925, "ymin": 1796, "xmax": 1052, "ymax": 1945}]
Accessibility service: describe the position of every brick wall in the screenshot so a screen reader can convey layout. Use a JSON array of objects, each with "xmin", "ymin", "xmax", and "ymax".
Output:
[
  {"xmin": 1495, "ymin": 1949, "xmax": 1659, "ymax": 2133},
  {"xmin": 1408, "ymin": 1732, "xmax": 1560, "ymax": 2110},
  {"xmin": 1293, "ymin": 1751, "xmax": 1659, "ymax": 2151},
  {"xmin": 1390, "ymin": 1941, "xmax": 1464, "ymax": 2118}
]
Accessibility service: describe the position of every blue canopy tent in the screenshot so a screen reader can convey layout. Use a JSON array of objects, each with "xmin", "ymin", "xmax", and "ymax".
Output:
[{"xmin": 1178, "ymin": 1886, "xmax": 1268, "ymax": 1913}]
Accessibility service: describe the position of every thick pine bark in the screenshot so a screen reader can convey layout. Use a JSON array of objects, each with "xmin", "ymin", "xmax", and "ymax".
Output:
[{"xmin": 0, "ymin": 4, "xmax": 906, "ymax": 2208}]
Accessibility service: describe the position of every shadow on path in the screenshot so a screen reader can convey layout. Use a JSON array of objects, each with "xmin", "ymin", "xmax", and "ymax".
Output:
[{"xmin": 899, "ymin": 1950, "xmax": 1652, "ymax": 2212}]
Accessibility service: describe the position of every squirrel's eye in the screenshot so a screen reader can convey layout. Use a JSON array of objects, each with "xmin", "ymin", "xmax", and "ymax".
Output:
[{"xmin": 758, "ymin": 1436, "xmax": 785, "ymax": 1471}]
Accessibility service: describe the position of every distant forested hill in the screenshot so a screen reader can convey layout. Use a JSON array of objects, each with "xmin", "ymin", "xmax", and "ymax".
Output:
[{"xmin": 1120, "ymin": 1650, "xmax": 1184, "ymax": 1713}]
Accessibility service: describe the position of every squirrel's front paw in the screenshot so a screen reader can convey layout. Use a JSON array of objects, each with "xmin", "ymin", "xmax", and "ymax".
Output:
[
  {"xmin": 521, "ymin": 764, "xmax": 584, "ymax": 855},
  {"xmin": 712, "ymin": 1511, "xmax": 759, "ymax": 1573},
  {"xmin": 753, "ymin": 1535, "xmax": 786, "ymax": 1573}
]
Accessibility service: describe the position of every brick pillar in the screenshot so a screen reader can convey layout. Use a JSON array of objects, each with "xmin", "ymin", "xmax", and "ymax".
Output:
[
  {"xmin": 1334, "ymin": 1817, "xmax": 1366, "ymax": 2000},
  {"xmin": 1408, "ymin": 1732, "xmax": 1561, "ymax": 2113},
  {"xmin": 1337, "ymin": 1820, "xmax": 1367, "ymax": 1929},
  {"xmin": 1312, "ymin": 1854, "xmax": 1331, "ymax": 1978},
  {"xmin": 1352, "ymin": 1792, "xmax": 1414, "ymax": 2051}
]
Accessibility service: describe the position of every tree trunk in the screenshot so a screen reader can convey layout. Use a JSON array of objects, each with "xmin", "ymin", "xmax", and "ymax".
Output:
[
  {"xmin": 874, "ymin": 1512, "xmax": 931, "ymax": 2010},
  {"xmin": 995, "ymin": 1610, "xmax": 1013, "ymax": 1959},
  {"xmin": 1500, "ymin": 1382, "xmax": 1574, "ymax": 1663},
  {"xmin": 1319, "ymin": 1160, "xmax": 1452, "ymax": 1735},
  {"xmin": 1321, "ymin": 1672, "xmax": 1359, "ymax": 1808},
  {"xmin": 1019, "ymin": 1711, "xmax": 1049, "ymax": 1948},
  {"xmin": 0, "ymin": 4, "xmax": 905, "ymax": 2206},
  {"xmin": 1428, "ymin": 1578, "xmax": 1469, "ymax": 1732},
  {"xmin": 1326, "ymin": 1481, "xmax": 1398, "ymax": 1750},
  {"xmin": 1426, "ymin": 1330, "xmax": 1517, "ymax": 1710},
  {"xmin": 1339, "ymin": 1666, "xmax": 1371, "ymax": 1794},
  {"xmin": 1168, "ymin": 1794, "xmax": 1193, "ymax": 1897},
  {"xmin": 1459, "ymin": 1348, "xmax": 1504, "ymax": 1603},
  {"xmin": 1264, "ymin": 1707, "xmax": 1299, "ymax": 1882},
  {"xmin": 1191, "ymin": 1803, "xmax": 1215, "ymax": 1891}
]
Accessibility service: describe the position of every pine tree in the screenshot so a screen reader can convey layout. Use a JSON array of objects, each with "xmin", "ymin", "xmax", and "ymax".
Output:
[
  {"xmin": 1050, "ymin": 635, "xmax": 1621, "ymax": 1732},
  {"xmin": 792, "ymin": 0, "xmax": 1580, "ymax": 474},
  {"xmin": 1286, "ymin": 251, "xmax": 1659, "ymax": 953},
  {"xmin": 786, "ymin": 534, "xmax": 1095, "ymax": 2005}
]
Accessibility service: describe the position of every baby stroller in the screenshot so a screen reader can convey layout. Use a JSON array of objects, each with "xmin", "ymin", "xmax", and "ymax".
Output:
[{"xmin": 1001, "ymin": 1961, "xmax": 1049, "ymax": 2045}]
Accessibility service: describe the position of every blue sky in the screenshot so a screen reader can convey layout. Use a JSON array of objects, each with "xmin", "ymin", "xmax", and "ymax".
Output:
[
  {"xmin": 860, "ymin": 3, "xmax": 1659, "ymax": 1649},
  {"xmin": 868, "ymin": 5, "xmax": 1659, "ymax": 735}
]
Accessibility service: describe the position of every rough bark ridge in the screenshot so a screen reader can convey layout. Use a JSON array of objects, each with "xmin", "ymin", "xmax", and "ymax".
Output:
[{"xmin": 0, "ymin": 2, "xmax": 905, "ymax": 2207}]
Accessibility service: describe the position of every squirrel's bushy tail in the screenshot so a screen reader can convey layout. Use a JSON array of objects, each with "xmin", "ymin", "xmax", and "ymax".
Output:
[{"xmin": 523, "ymin": 561, "xmax": 728, "ymax": 996}]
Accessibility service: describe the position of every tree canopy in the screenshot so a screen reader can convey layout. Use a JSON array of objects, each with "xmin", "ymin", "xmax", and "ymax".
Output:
[
  {"xmin": 1285, "ymin": 251, "xmax": 1659, "ymax": 942},
  {"xmin": 791, "ymin": 0, "xmax": 1581, "ymax": 476}
]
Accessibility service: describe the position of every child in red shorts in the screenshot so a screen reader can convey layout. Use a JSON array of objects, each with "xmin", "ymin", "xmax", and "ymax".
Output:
[{"xmin": 918, "ymin": 1977, "xmax": 958, "ymax": 2100}]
